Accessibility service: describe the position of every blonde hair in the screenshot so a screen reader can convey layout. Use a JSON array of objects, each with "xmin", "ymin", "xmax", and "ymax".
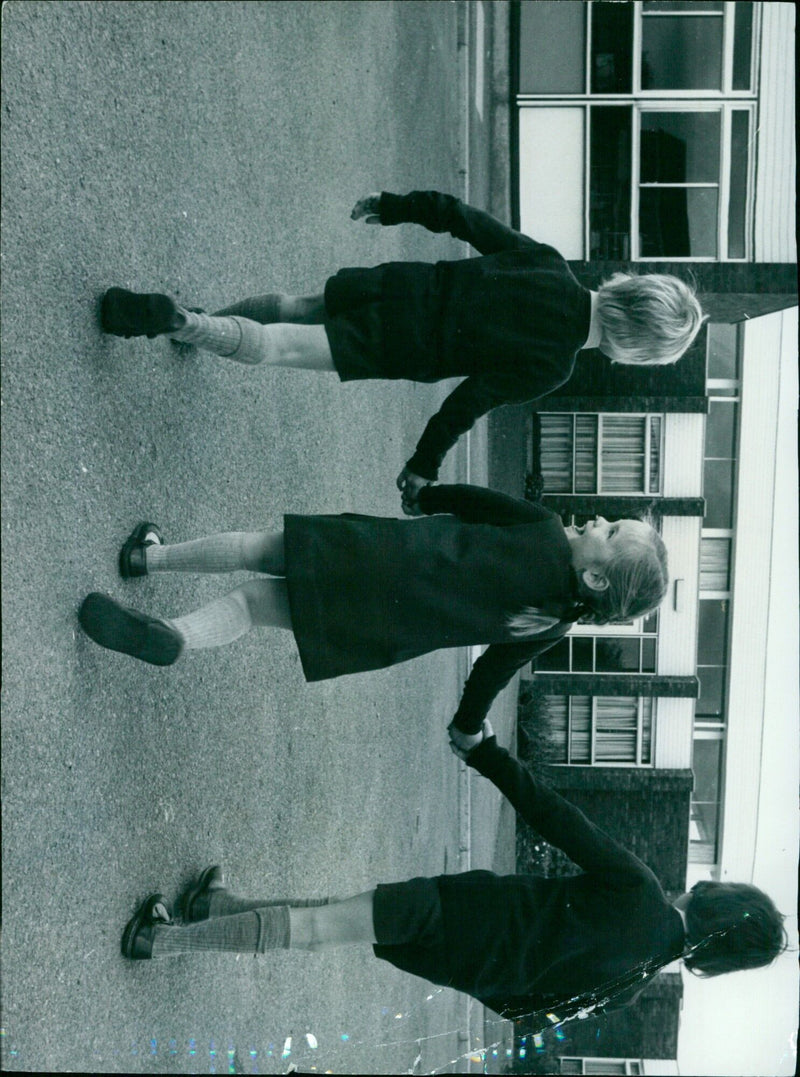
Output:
[
  {"xmin": 507, "ymin": 521, "xmax": 669, "ymax": 638},
  {"xmin": 597, "ymin": 272, "xmax": 706, "ymax": 366}
]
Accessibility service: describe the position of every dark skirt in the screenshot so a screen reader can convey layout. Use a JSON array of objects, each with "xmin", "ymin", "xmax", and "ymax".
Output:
[{"xmin": 323, "ymin": 264, "xmax": 442, "ymax": 382}]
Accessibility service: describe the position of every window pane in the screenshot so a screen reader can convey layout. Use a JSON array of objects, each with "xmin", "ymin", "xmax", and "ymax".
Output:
[
  {"xmin": 573, "ymin": 636, "xmax": 594, "ymax": 672},
  {"xmin": 641, "ymin": 698, "xmax": 654, "ymax": 764},
  {"xmin": 576, "ymin": 415, "xmax": 598, "ymax": 492},
  {"xmin": 643, "ymin": 609, "xmax": 659, "ymax": 635},
  {"xmin": 595, "ymin": 697, "xmax": 639, "ymax": 762},
  {"xmin": 596, "ymin": 637, "xmax": 641, "ymax": 672},
  {"xmin": 692, "ymin": 737, "xmax": 723, "ymax": 802},
  {"xmin": 540, "ymin": 414, "xmax": 574, "ymax": 492},
  {"xmin": 545, "ymin": 695, "xmax": 570, "ymax": 763},
  {"xmin": 536, "ymin": 637, "xmax": 570, "ymax": 671},
  {"xmin": 706, "ymin": 401, "xmax": 739, "ymax": 459},
  {"xmin": 649, "ymin": 416, "xmax": 662, "ymax": 494},
  {"xmin": 590, "ymin": 107, "xmax": 632, "ymax": 260},
  {"xmin": 728, "ymin": 111, "xmax": 749, "ymax": 258},
  {"xmin": 732, "ymin": 3, "xmax": 754, "ymax": 90},
  {"xmin": 570, "ymin": 697, "xmax": 592, "ymax": 764},
  {"xmin": 601, "ymin": 415, "xmax": 646, "ymax": 493},
  {"xmin": 696, "ymin": 665, "xmax": 726, "ymax": 718},
  {"xmin": 641, "ymin": 113, "xmax": 720, "ymax": 183},
  {"xmin": 642, "ymin": 16, "xmax": 723, "ymax": 90},
  {"xmin": 703, "ymin": 459, "xmax": 735, "ymax": 527},
  {"xmin": 591, "ymin": 2, "xmax": 633, "ymax": 93},
  {"xmin": 644, "ymin": 1, "xmax": 723, "ymax": 10},
  {"xmin": 697, "ymin": 600, "xmax": 729, "ymax": 666},
  {"xmin": 519, "ymin": 1, "xmax": 586, "ymax": 93},
  {"xmin": 640, "ymin": 188, "xmax": 719, "ymax": 257},
  {"xmin": 641, "ymin": 637, "xmax": 657, "ymax": 673},
  {"xmin": 707, "ymin": 323, "xmax": 739, "ymax": 380},
  {"xmin": 700, "ymin": 537, "xmax": 731, "ymax": 591}
]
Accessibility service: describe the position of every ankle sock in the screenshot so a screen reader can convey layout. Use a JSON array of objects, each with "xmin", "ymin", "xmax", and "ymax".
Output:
[
  {"xmin": 150, "ymin": 906, "xmax": 290, "ymax": 957},
  {"xmin": 168, "ymin": 591, "xmax": 252, "ymax": 650}
]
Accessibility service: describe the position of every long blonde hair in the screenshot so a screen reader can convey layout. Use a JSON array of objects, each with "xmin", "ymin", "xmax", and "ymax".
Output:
[{"xmin": 507, "ymin": 523, "xmax": 669, "ymax": 638}]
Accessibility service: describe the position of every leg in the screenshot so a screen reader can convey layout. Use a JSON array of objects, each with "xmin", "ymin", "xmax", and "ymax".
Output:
[
  {"xmin": 124, "ymin": 889, "xmax": 376, "ymax": 960},
  {"xmin": 212, "ymin": 293, "xmax": 326, "ymax": 325},
  {"xmin": 289, "ymin": 892, "xmax": 377, "ymax": 951},
  {"xmin": 172, "ymin": 313, "xmax": 336, "ymax": 370},
  {"xmin": 144, "ymin": 530, "xmax": 285, "ymax": 576},
  {"xmin": 79, "ymin": 578, "xmax": 292, "ymax": 665}
]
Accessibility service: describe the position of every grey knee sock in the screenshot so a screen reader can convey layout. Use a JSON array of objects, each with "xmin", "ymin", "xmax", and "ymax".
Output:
[
  {"xmin": 169, "ymin": 592, "xmax": 252, "ymax": 650},
  {"xmin": 206, "ymin": 889, "xmax": 329, "ymax": 918},
  {"xmin": 150, "ymin": 906, "xmax": 290, "ymax": 957},
  {"xmin": 212, "ymin": 294, "xmax": 287, "ymax": 323}
]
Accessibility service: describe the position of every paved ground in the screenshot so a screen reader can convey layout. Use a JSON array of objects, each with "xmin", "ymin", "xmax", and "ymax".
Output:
[{"xmin": 1, "ymin": 2, "xmax": 516, "ymax": 1072}]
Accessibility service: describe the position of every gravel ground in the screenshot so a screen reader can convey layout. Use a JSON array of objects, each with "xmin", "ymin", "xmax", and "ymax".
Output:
[{"xmin": 1, "ymin": 3, "xmax": 486, "ymax": 1072}]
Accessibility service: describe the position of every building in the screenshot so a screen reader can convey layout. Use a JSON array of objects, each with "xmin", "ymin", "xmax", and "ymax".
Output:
[{"xmin": 493, "ymin": 3, "xmax": 797, "ymax": 1073}]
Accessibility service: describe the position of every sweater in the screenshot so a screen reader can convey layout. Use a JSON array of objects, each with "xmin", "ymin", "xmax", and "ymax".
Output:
[
  {"xmin": 374, "ymin": 737, "xmax": 686, "ymax": 1020},
  {"xmin": 283, "ymin": 485, "xmax": 576, "ymax": 690},
  {"xmin": 377, "ymin": 191, "xmax": 592, "ymax": 480}
]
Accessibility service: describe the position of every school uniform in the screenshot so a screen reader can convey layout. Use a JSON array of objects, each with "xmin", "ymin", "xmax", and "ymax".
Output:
[
  {"xmin": 283, "ymin": 484, "xmax": 578, "ymax": 732},
  {"xmin": 323, "ymin": 190, "xmax": 592, "ymax": 481},
  {"xmin": 372, "ymin": 736, "xmax": 686, "ymax": 1020}
]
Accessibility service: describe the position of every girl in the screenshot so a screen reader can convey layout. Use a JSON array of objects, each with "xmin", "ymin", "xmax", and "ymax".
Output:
[
  {"xmin": 100, "ymin": 189, "xmax": 706, "ymax": 512},
  {"xmin": 120, "ymin": 721, "xmax": 788, "ymax": 1030},
  {"xmin": 78, "ymin": 484, "xmax": 668, "ymax": 737}
]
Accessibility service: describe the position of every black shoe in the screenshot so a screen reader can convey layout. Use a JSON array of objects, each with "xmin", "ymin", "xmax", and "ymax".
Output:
[
  {"xmin": 101, "ymin": 288, "xmax": 182, "ymax": 339},
  {"xmin": 181, "ymin": 865, "xmax": 226, "ymax": 922},
  {"xmin": 119, "ymin": 521, "xmax": 163, "ymax": 579},
  {"xmin": 121, "ymin": 893, "xmax": 172, "ymax": 960},
  {"xmin": 78, "ymin": 592, "xmax": 184, "ymax": 666}
]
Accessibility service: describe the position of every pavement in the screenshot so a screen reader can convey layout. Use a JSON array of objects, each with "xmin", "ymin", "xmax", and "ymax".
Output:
[{"xmin": 1, "ymin": 2, "xmax": 515, "ymax": 1072}]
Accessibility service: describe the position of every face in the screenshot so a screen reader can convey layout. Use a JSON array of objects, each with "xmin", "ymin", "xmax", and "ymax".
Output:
[{"xmin": 565, "ymin": 516, "xmax": 654, "ymax": 574}]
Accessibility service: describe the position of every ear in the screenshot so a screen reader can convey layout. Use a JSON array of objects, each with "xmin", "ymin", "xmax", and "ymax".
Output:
[{"xmin": 581, "ymin": 567, "xmax": 610, "ymax": 593}]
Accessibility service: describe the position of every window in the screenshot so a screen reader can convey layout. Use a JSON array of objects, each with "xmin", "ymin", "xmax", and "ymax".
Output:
[
  {"xmin": 560, "ymin": 1057, "xmax": 644, "ymax": 1075},
  {"xmin": 538, "ymin": 627, "xmax": 659, "ymax": 675},
  {"xmin": 547, "ymin": 696, "xmax": 655, "ymax": 766},
  {"xmin": 517, "ymin": 2, "xmax": 758, "ymax": 259},
  {"xmin": 540, "ymin": 414, "xmax": 663, "ymax": 495}
]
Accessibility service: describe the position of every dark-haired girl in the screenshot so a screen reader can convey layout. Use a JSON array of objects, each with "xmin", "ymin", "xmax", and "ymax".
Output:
[{"xmin": 121, "ymin": 722, "xmax": 788, "ymax": 1027}]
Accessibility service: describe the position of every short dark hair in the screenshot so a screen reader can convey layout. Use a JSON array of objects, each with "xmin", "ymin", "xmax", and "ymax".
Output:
[{"xmin": 683, "ymin": 880, "xmax": 789, "ymax": 977}]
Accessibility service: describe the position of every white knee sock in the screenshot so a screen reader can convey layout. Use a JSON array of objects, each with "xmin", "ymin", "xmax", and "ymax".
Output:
[
  {"xmin": 171, "ymin": 311, "xmax": 277, "ymax": 365},
  {"xmin": 168, "ymin": 592, "xmax": 252, "ymax": 650}
]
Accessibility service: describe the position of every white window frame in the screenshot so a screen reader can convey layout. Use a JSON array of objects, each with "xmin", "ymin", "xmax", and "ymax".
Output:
[
  {"xmin": 539, "ymin": 412, "xmax": 665, "ymax": 495},
  {"xmin": 553, "ymin": 696, "xmax": 656, "ymax": 767},
  {"xmin": 516, "ymin": 2, "xmax": 760, "ymax": 260}
]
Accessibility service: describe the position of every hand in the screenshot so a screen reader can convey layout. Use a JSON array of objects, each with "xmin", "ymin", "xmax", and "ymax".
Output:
[
  {"xmin": 351, "ymin": 193, "xmax": 382, "ymax": 223},
  {"xmin": 397, "ymin": 466, "xmax": 430, "ymax": 516},
  {"xmin": 448, "ymin": 719, "xmax": 494, "ymax": 761}
]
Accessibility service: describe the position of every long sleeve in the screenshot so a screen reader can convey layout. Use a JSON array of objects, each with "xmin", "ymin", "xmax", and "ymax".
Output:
[
  {"xmin": 452, "ymin": 636, "xmax": 568, "ymax": 735},
  {"xmin": 379, "ymin": 190, "xmax": 539, "ymax": 256},
  {"xmin": 418, "ymin": 483, "xmax": 557, "ymax": 526},
  {"xmin": 406, "ymin": 375, "xmax": 517, "ymax": 481},
  {"xmin": 467, "ymin": 737, "xmax": 655, "ymax": 886}
]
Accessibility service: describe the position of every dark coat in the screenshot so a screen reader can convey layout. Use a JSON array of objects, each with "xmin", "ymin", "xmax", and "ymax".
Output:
[
  {"xmin": 283, "ymin": 485, "xmax": 578, "ymax": 705},
  {"xmin": 376, "ymin": 191, "xmax": 592, "ymax": 479},
  {"xmin": 374, "ymin": 737, "xmax": 686, "ymax": 1019}
]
